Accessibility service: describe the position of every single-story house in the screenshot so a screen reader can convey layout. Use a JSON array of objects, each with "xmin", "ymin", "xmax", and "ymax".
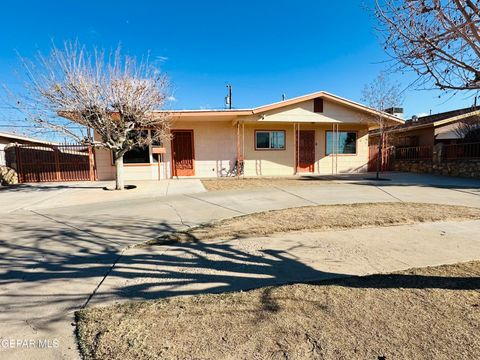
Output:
[
  {"xmin": 72, "ymin": 91, "xmax": 403, "ymax": 181},
  {"xmin": 369, "ymin": 106, "xmax": 480, "ymax": 148}
]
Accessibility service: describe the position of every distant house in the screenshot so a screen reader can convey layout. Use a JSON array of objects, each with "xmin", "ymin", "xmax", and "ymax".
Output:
[
  {"xmin": 60, "ymin": 91, "xmax": 403, "ymax": 181},
  {"xmin": 0, "ymin": 132, "xmax": 56, "ymax": 166},
  {"xmin": 369, "ymin": 106, "xmax": 480, "ymax": 148}
]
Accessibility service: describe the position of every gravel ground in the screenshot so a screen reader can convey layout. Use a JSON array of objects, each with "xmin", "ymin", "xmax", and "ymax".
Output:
[{"xmin": 77, "ymin": 260, "xmax": 480, "ymax": 360}]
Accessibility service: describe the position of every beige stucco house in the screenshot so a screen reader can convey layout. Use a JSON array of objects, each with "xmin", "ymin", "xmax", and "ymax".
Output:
[{"xmin": 92, "ymin": 91, "xmax": 403, "ymax": 181}]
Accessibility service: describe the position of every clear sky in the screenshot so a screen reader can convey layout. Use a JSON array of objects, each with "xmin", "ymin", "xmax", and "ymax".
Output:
[{"xmin": 0, "ymin": 0, "xmax": 477, "ymax": 137}]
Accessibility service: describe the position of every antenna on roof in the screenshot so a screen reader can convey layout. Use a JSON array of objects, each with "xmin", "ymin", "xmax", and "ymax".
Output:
[{"xmin": 225, "ymin": 84, "xmax": 232, "ymax": 109}]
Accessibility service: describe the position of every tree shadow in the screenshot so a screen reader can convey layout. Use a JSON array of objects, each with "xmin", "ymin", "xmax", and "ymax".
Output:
[
  {"xmin": 1, "ymin": 212, "xmax": 479, "ymax": 332},
  {"xmin": 0, "ymin": 182, "xmax": 105, "ymax": 192}
]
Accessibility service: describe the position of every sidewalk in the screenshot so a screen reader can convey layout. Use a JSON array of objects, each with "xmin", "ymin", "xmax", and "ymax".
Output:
[
  {"xmin": 0, "ymin": 179, "xmax": 206, "ymax": 213},
  {"xmin": 91, "ymin": 219, "xmax": 480, "ymax": 304}
]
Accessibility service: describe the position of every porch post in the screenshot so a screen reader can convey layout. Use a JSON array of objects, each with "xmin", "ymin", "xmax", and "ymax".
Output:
[
  {"xmin": 236, "ymin": 121, "xmax": 241, "ymax": 177},
  {"xmin": 336, "ymin": 124, "xmax": 339, "ymax": 175},
  {"xmin": 293, "ymin": 123, "xmax": 296, "ymax": 175},
  {"xmin": 242, "ymin": 121, "xmax": 245, "ymax": 178},
  {"xmin": 331, "ymin": 123, "xmax": 335, "ymax": 175}
]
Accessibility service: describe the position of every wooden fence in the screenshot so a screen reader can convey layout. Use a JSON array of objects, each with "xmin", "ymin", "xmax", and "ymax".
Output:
[{"xmin": 6, "ymin": 144, "xmax": 96, "ymax": 183}]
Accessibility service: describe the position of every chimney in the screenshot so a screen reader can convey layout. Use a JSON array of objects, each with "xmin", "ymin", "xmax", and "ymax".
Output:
[{"xmin": 384, "ymin": 107, "xmax": 404, "ymax": 119}]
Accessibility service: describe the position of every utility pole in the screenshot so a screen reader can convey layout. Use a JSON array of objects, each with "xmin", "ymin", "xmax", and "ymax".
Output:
[{"xmin": 225, "ymin": 84, "xmax": 232, "ymax": 109}]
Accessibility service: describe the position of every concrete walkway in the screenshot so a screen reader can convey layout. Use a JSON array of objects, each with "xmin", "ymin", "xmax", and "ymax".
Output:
[
  {"xmin": 1, "ymin": 172, "xmax": 480, "ymax": 359},
  {"xmin": 0, "ymin": 179, "xmax": 206, "ymax": 213},
  {"xmin": 91, "ymin": 220, "xmax": 480, "ymax": 303}
]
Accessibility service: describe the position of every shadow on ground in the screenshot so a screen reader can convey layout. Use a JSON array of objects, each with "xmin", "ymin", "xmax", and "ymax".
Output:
[
  {"xmin": 2, "ymin": 213, "xmax": 479, "ymax": 316},
  {"xmin": 0, "ymin": 183, "xmax": 105, "ymax": 192}
]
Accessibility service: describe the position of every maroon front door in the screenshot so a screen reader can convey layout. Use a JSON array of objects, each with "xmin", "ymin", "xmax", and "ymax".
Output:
[
  {"xmin": 171, "ymin": 130, "xmax": 195, "ymax": 176},
  {"xmin": 296, "ymin": 130, "xmax": 315, "ymax": 172}
]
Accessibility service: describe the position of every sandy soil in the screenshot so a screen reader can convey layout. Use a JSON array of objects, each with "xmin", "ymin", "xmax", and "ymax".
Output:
[
  {"xmin": 77, "ymin": 261, "xmax": 480, "ymax": 360},
  {"xmin": 201, "ymin": 177, "xmax": 331, "ymax": 191}
]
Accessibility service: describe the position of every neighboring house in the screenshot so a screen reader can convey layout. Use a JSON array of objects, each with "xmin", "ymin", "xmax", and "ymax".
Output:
[
  {"xmin": 369, "ymin": 106, "xmax": 480, "ymax": 148},
  {"xmin": 0, "ymin": 131, "xmax": 56, "ymax": 166},
  {"xmin": 64, "ymin": 91, "xmax": 403, "ymax": 181}
]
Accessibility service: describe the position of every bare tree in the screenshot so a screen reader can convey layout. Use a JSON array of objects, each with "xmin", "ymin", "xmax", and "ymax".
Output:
[
  {"xmin": 362, "ymin": 72, "xmax": 403, "ymax": 179},
  {"xmin": 374, "ymin": 0, "xmax": 480, "ymax": 91},
  {"xmin": 454, "ymin": 114, "xmax": 480, "ymax": 141},
  {"xmin": 15, "ymin": 41, "xmax": 171, "ymax": 190}
]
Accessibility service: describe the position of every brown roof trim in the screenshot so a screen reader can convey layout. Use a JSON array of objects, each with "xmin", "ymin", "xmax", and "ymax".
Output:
[
  {"xmin": 251, "ymin": 91, "xmax": 403, "ymax": 123},
  {"xmin": 59, "ymin": 91, "xmax": 404, "ymax": 124},
  {"xmin": 168, "ymin": 109, "xmax": 253, "ymax": 116},
  {"xmin": 161, "ymin": 91, "xmax": 404, "ymax": 123}
]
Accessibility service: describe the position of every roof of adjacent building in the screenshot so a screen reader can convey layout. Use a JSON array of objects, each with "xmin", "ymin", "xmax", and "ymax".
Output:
[
  {"xmin": 369, "ymin": 105, "xmax": 480, "ymax": 136},
  {"xmin": 0, "ymin": 131, "xmax": 57, "ymax": 145}
]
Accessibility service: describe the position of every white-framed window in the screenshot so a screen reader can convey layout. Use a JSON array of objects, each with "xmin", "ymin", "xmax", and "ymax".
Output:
[
  {"xmin": 326, "ymin": 131, "xmax": 357, "ymax": 155},
  {"xmin": 255, "ymin": 130, "xmax": 286, "ymax": 150}
]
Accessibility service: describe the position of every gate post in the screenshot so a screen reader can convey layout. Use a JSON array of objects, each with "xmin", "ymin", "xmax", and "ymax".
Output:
[
  {"xmin": 88, "ymin": 145, "xmax": 96, "ymax": 181},
  {"xmin": 53, "ymin": 147, "xmax": 61, "ymax": 181},
  {"xmin": 15, "ymin": 146, "xmax": 24, "ymax": 183}
]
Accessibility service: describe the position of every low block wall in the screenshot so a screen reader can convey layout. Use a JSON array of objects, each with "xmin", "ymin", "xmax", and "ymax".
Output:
[{"xmin": 394, "ymin": 159, "xmax": 480, "ymax": 179}]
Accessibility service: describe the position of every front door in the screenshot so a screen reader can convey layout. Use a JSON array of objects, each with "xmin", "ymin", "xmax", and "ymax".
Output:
[
  {"xmin": 296, "ymin": 130, "xmax": 315, "ymax": 172},
  {"xmin": 171, "ymin": 130, "xmax": 195, "ymax": 176}
]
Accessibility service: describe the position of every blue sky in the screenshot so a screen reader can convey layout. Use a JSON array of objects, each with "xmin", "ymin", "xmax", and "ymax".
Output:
[{"xmin": 0, "ymin": 0, "xmax": 477, "ymax": 136}]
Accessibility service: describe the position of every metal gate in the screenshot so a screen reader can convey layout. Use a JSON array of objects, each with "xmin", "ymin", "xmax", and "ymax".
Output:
[
  {"xmin": 6, "ymin": 144, "xmax": 96, "ymax": 183},
  {"xmin": 368, "ymin": 145, "xmax": 394, "ymax": 172}
]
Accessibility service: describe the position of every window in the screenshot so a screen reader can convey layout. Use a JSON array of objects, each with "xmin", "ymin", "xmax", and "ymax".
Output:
[
  {"xmin": 326, "ymin": 131, "xmax": 357, "ymax": 155},
  {"xmin": 255, "ymin": 130, "xmax": 285, "ymax": 150},
  {"xmin": 123, "ymin": 130, "xmax": 150, "ymax": 164}
]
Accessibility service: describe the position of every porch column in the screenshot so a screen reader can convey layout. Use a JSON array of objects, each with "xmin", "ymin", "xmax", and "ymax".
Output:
[
  {"xmin": 236, "ymin": 121, "xmax": 241, "ymax": 177},
  {"xmin": 293, "ymin": 123, "xmax": 297, "ymax": 175}
]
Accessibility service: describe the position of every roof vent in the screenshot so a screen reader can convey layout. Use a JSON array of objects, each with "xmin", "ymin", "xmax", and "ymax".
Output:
[{"xmin": 412, "ymin": 115, "xmax": 418, "ymax": 122}]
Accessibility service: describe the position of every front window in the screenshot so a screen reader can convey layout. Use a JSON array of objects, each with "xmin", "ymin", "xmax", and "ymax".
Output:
[
  {"xmin": 123, "ymin": 130, "xmax": 150, "ymax": 163},
  {"xmin": 326, "ymin": 131, "xmax": 357, "ymax": 155},
  {"xmin": 255, "ymin": 130, "xmax": 286, "ymax": 150}
]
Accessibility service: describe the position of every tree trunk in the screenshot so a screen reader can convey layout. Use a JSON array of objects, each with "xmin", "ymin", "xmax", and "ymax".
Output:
[
  {"xmin": 376, "ymin": 145, "xmax": 382, "ymax": 180},
  {"xmin": 376, "ymin": 133, "xmax": 383, "ymax": 180},
  {"xmin": 114, "ymin": 153, "xmax": 124, "ymax": 190}
]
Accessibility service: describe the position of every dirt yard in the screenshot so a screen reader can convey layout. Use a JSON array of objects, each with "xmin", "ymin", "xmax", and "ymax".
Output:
[
  {"xmin": 149, "ymin": 202, "xmax": 480, "ymax": 243},
  {"xmin": 201, "ymin": 176, "xmax": 331, "ymax": 191},
  {"xmin": 76, "ymin": 261, "xmax": 480, "ymax": 360}
]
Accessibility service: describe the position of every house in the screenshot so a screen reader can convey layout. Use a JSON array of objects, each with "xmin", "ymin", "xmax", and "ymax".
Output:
[
  {"xmin": 0, "ymin": 131, "xmax": 57, "ymax": 166},
  {"xmin": 369, "ymin": 106, "xmax": 480, "ymax": 148},
  {"xmin": 77, "ymin": 91, "xmax": 404, "ymax": 181}
]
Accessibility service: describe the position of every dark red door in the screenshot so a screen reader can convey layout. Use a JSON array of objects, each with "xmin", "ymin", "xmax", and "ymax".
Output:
[
  {"xmin": 296, "ymin": 130, "xmax": 315, "ymax": 172},
  {"xmin": 171, "ymin": 130, "xmax": 195, "ymax": 176}
]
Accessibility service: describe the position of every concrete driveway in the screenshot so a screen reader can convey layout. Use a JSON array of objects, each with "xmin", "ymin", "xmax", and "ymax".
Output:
[{"xmin": 1, "ymin": 172, "xmax": 480, "ymax": 359}]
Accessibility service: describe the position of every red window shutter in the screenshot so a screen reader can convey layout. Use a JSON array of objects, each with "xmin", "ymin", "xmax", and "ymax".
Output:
[{"xmin": 314, "ymin": 98, "xmax": 324, "ymax": 113}]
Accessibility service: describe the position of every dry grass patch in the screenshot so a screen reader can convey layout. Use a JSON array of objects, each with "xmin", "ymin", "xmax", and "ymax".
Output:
[
  {"xmin": 76, "ymin": 261, "xmax": 480, "ymax": 360},
  {"xmin": 201, "ymin": 177, "xmax": 330, "ymax": 191},
  {"xmin": 150, "ymin": 202, "xmax": 480, "ymax": 243}
]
